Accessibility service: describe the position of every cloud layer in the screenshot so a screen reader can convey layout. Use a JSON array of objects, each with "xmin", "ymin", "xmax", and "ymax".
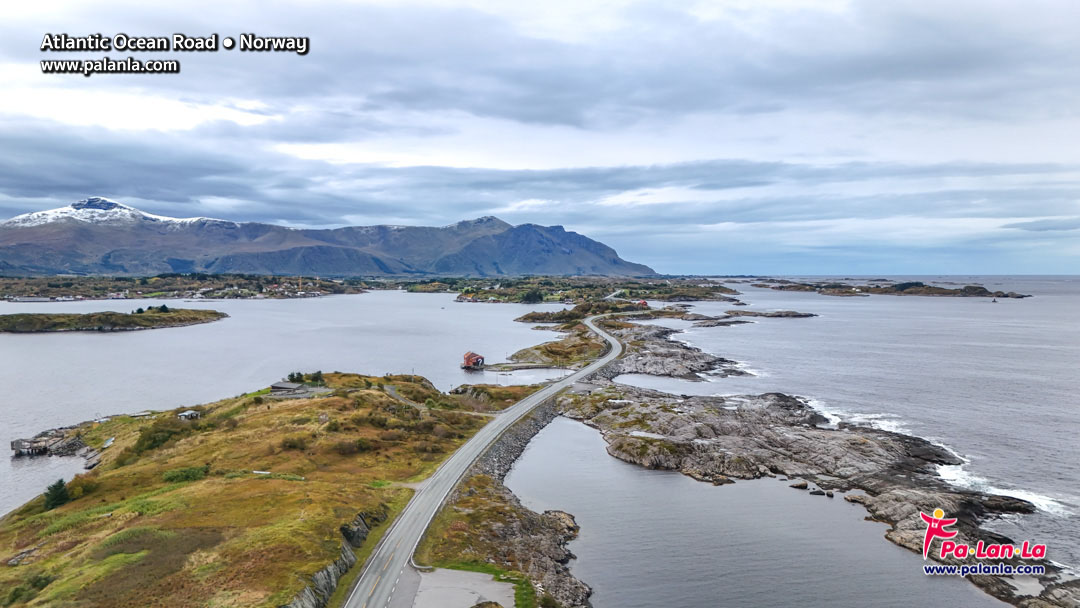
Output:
[{"xmin": 2, "ymin": 0, "xmax": 1078, "ymax": 273}]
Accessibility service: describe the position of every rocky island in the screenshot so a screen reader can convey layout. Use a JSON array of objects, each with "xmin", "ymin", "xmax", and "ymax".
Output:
[
  {"xmin": 0, "ymin": 306, "xmax": 227, "ymax": 332},
  {"xmin": 752, "ymin": 279, "xmax": 1032, "ymax": 298}
]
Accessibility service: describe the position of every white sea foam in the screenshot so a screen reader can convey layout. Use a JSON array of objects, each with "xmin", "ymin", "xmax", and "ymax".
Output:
[
  {"xmin": 937, "ymin": 462, "xmax": 1073, "ymax": 517},
  {"xmin": 838, "ymin": 410, "xmax": 910, "ymax": 434},
  {"xmin": 810, "ymin": 404, "xmax": 1074, "ymax": 517},
  {"xmin": 733, "ymin": 361, "xmax": 763, "ymax": 377},
  {"xmin": 799, "ymin": 398, "xmax": 912, "ymax": 434},
  {"xmin": 804, "ymin": 398, "xmax": 842, "ymax": 428}
]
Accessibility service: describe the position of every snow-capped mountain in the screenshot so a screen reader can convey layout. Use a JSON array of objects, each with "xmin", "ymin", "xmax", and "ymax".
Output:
[
  {"xmin": 1, "ymin": 197, "xmax": 237, "ymax": 229},
  {"xmin": 0, "ymin": 197, "xmax": 655, "ymax": 277}
]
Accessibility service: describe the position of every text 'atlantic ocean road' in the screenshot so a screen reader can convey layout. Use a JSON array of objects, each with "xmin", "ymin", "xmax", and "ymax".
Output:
[{"xmin": 39, "ymin": 33, "xmax": 309, "ymax": 77}]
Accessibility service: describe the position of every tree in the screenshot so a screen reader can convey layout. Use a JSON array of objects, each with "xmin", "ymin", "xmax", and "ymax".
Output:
[
  {"xmin": 311, "ymin": 370, "xmax": 325, "ymax": 384},
  {"xmin": 158, "ymin": 304, "xmax": 170, "ymax": 313},
  {"xmin": 135, "ymin": 307, "xmax": 144, "ymax": 314},
  {"xmin": 521, "ymin": 288, "xmax": 544, "ymax": 304},
  {"xmin": 43, "ymin": 478, "xmax": 69, "ymax": 510}
]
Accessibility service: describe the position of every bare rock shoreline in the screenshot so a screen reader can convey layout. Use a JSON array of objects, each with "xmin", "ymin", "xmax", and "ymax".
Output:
[{"xmin": 594, "ymin": 323, "xmax": 747, "ymax": 381}]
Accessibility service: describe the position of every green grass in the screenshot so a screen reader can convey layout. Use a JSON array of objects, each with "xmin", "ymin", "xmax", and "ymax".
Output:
[
  {"xmin": 38, "ymin": 502, "xmax": 123, "ymax": 537},
  {"xmin": 98, "ymin": 526, "xmax": 176, "ymax": 548},
  {"xmin": 430, "ymin": 561, "xmax": 537, "ymax": 608},
  {"xmin": 34, "ymin": 550, "xmax": 149, "ymax": 603},
  {"xmin": 367, "ymin": 480, "xmax": 392, "ymax": 489},
  {"xmin": 35, "ymin": 484, "xmax": 187, "ymax": 537}
]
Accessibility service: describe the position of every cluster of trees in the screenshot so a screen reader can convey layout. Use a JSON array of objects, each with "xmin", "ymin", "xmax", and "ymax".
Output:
[
  {"xmin": 43, "ymin": 478, "xmax": 69, "ymax": 510},
  {"xmin": 132, "ymin": 304, "xmax": 170, "ymax": 314},
  {"xmin": 286, "ymin": 370, "xmax": 324, "ymax": 384},
  {"xmin": 519, "ymin": 288, "xmax": 544, "ymax": 303}
]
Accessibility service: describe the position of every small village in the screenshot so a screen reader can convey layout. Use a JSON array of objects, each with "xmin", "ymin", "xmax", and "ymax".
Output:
[
  {"xmin": 3, "ymin": 281, "xmax": 332, "ymax": 302},
  {"xmin": 0, "ymin": 273, "xmax": 371, "ymax": 303}
]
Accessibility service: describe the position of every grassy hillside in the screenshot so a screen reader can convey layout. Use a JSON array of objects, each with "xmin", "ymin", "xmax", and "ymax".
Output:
[
  {"xmin": 0, "ymin": 373, "xmax": 506, "ymax": 607},
  {"xmin": 509, "ymin": 322, "xmax": 607, "ymax": 367},
  {"xmin": 0, "ymin": 308, "xmax": 226, "ymax": 333}
]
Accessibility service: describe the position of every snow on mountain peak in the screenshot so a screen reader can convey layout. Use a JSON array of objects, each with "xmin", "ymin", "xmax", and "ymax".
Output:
[
  {"xmin": 1, "ymin": 198, "xmax": 237, "ymax": 228},
  {"xmin": 71, "ymin": 196, "xmax": 126, "ymax": 211}
]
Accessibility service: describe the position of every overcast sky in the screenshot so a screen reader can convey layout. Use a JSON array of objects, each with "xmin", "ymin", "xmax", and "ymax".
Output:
[{"xmin": 2, "ymin": 0, "xmax": 1078, "ymax": 274}]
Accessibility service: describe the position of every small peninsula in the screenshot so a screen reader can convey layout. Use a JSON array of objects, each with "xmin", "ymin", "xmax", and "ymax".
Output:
[
  {"xmin": 0, "ymin": 307, "xmax": 227, "ymax": 333},
  {"xmin": 0, "ymin": 373, "xmax": 540, "ymax": 607}
]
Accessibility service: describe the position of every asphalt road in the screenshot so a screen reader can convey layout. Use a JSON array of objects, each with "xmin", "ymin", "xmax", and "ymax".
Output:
[{"xmin": 343, "ymin": 314, "xmax": 623, "ymax": 608}]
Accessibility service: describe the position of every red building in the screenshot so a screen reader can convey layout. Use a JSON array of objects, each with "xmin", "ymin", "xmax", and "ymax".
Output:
[{"xmin": 462, "ymin": 352, "xmax": 485, "ymax": 369}]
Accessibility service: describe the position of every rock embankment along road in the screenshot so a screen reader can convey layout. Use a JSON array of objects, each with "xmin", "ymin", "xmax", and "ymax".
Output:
[{"xmin": 343, "ymin": 315, "xmax": 623, "ymax": 608}]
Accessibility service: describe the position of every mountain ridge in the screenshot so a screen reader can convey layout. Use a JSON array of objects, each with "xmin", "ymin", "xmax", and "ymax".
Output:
[{"xmin": 0, "ymin": 198, "xmax": 655, "ymax": 277}]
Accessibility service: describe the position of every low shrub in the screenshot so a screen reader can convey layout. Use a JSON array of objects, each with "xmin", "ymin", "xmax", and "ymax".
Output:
[
  {"xmin": 66, "ymin": 475, "xmax": 98, "ymax": 500},
  {"xmin": 162, "ymin": 465, "xmax": 209, "ymax": 483},
  {"xmin": 332, "ymin": 438, "xmax": 374, "ymax": 455},
  {"xmin": 281, "ymin": 435, "xmax": 308, "ymax": 450},
  {"xmin": 412, "ymin": 440, "xmax": 441, "ymax": 453},
  {"xmin": 132, "ymin": 416, "xmax": 195, "ymax": 454},
  {"xmin": 378, "ymin": 430, "xmax": 406, "ymax": 442}
]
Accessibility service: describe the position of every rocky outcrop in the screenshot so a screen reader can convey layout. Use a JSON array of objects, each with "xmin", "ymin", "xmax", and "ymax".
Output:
[
  {"xmin": 723, "ymin": 309, "xmax": 817, "ymax": 318},
  {"xmin": 595, "ymin": 324, "xmax": 745, "ymax": 381},
  {"xmin": 280, "ymin": 541, "xmax": 357, "ymax": 608},
  {"xmin": 6, "ymin": 544, "xmax": 42, "ymax": 567},
  {"xmin": 340, "ymin": 504, "xmax": 390, "ymax": 548},
  {"xmin": 281, "ymin": 503, "xmax": 393, "ymax": 608},
  {"xmin": 692, "ymin": 318, "xmax": 753, "ymax": 327},
  {"xmin": 557, "ymin": 378, "xmax": 1078, "ymax": 607}
]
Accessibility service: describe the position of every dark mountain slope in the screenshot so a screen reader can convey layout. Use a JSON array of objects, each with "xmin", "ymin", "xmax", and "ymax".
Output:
[{"xmin": 0, "ymin": 198, "xmax": 655, "ymax": 277}]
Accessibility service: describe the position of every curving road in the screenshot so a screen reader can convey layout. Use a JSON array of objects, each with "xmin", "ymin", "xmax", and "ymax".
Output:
[{"xmin": 343, "ymin": 315, "xmax": 623, "ymax": 608}]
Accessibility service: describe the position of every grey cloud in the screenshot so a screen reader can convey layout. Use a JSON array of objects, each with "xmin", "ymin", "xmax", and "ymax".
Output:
[
  {"xmin": 5, "ymin": 1, "xmax": 1079, "ymax": 131},
  {"xmin": 3, "ymin": 117, "xmax": 1077, "ymax": 233},
  {"xmin": 1002, "ymin": 217, "xmax": 1080, "ymax": 231}
]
